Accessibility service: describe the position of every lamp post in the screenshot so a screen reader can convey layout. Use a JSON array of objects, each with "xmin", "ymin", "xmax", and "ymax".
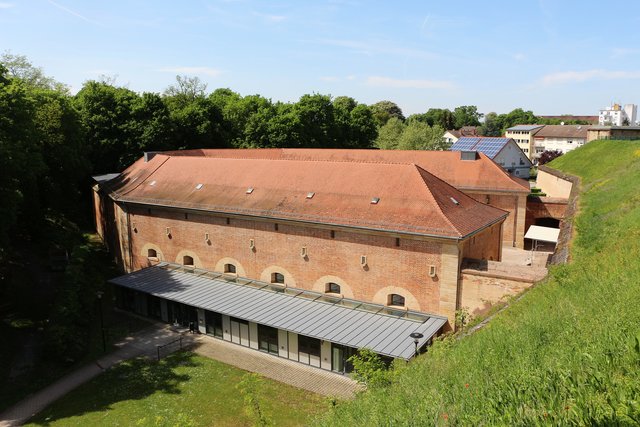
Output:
[
  {"xmin": 96, "ymin": 291, "xmax": 106, "ymax": 353},
  {"xmin": 409, "ymin": 332, "xmax": 424, "ymax": 358}
]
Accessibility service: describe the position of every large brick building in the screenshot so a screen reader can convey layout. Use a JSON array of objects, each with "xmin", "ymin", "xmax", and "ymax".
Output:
[{"xmin": 94, "ymin": 149, "xmax": 511, "ymax": 372}]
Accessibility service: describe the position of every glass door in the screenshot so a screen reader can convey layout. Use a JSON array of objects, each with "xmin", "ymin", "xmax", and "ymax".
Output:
[
  {"xmin": 331, "ymin": 344, "xmax": 356, "ymax": 373},
  {"xmin": 298, "ymin": 335, "xmax": 321, "ymax": 367},
  {"xmin": 332, "ymin": 344, "xmax": 344, "ymax": 373},
  {"xmin": 205, "ymin": 311, "xmax": 223, "ymax": 338},
  {"xmin": 258, "ymin": 325, "xmax": 279, "ymax": 355}
]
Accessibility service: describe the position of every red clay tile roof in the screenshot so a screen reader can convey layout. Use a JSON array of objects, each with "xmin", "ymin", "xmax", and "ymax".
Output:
[
  {"xmin": 163, "ymin": 148, "xmax": 530, "ymax": 193},
  {"xmin": 103, "ymin": 154, "xmax": 508, "ymax": 239}
]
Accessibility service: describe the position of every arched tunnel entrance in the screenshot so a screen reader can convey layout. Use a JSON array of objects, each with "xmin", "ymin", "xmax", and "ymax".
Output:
[{"xmin": 535, "ymin": 217, "xmax": 560, "ymax": 228}]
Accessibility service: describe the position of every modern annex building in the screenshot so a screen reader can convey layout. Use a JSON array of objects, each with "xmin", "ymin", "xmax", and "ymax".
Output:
[{"xmin": 94, "ymin": 149, "xmax": 509, "ymax": 373}]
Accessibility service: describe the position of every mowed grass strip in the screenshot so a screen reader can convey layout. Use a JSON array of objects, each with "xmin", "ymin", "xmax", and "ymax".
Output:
[
  {"xmin": 318, "ymin": 140, "xmax": 640, "ymax": 425},
  {"xmin": 25, "ymin": 351, "xmax": 327, "ymax": 427}
]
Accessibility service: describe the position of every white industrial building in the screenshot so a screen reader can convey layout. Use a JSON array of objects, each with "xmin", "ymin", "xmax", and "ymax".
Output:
[{"xmin": 599, "ymin": 103, "xmax": 637, "ymax": 126}]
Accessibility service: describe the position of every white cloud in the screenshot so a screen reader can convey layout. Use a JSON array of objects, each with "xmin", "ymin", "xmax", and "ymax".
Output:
[
  {"xmin": 611, "ymin": 47, "xmax": 640, "ymax": 59},
  {"xmin": 251, "ymin": 10, "xmax": 287, "ymax": 23},
  {"xmin": 365, "ymin": 76, "xmax": 454, "ymax": 89},
  {"xmin": 264, "ymin": 14, "xmax": 286, "ymax": 22},
  {"xmin": 159, "ymin": 67, "xmax": 223, "ymax": 77},
  {"xmin": 542, "ymin": 69, "xmax": 640, "ymax": 85},
  {"xmin": 0, "ymin": 2, "xmax": 14, "ymax": 9}
]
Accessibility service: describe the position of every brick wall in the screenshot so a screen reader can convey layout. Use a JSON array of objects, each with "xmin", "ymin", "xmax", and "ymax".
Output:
[
  {"xmin": 525, "ymin": 197, "xmax": 568, "ymax": 231},
  {"xmin": 461, "ymin": 222, "xmax": 503, "ymax": 262},
  {"xmin": 460, "ymin": 273, "xmax": 534, "ymax": 317},
  {"xmin": 536, "ymin": 169, "xmax": 573, "ymax": 198},
  {"xmin": 466, "ymin": 191, "xmax": 526, "ymax": 248},
  {"xmin": 96, "ymin": 193, "xmax": 505, "ymax": 328},
  {"xmin": 126, "ymin": 206, "xmax": 446, "ymax": 314}
]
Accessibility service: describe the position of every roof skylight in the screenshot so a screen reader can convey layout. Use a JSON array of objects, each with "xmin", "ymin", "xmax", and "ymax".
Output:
[
  {"xmin": 246, "ymin": 187, "xmax": 254, "ymax": 194},
  {"xmin": 306, "ymin": 192, "xmax": 315, "ymax": 199},
  {"xmin": 371, "ymin": 197, "xmax": 380, "ymax": 204},
  {"xmin": 195, "ymin": 183, "xmax": 204, "ymax": 190}
]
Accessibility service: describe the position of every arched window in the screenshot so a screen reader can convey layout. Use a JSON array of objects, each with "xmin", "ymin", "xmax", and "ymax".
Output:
[
  {"xmin": 271, "ymin": 272, "xmax": 285, "ymax": 284},
  {"xmin": 325, "ymin": 282, "xmax": 341, "ymax": 294},
  {"xmin": 147, "ymin": 248, "xmax": 157, "ymax": 258},
  {"xmin": 183, "ymin": 255, "xmax": 194, "ymax": 266},
  {"xmin": 224, "ymin": 263, "xmax": 236, "ymax": 274},
  {"xmin": 387, "ymin": 293, "xmax": 405, "ymax": 307}
]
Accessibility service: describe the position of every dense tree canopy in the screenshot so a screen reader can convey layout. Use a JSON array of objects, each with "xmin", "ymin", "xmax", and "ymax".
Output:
[
  {"xmin": 370, "ymin": 100, "xmax": 405, "ymax": 126},
  {"xmin": 479, "ymin": 108, "xmax": 540, "ymax": 136},
  {"xmin": 375, "ymin": 118, "xmax": 447, "ymax": 151}
]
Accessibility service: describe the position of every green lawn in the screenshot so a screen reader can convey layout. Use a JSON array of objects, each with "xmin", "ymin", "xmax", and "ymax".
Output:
[
  {"xmin": 318, "ymin": 140, "xmax": 640, "ymax": 425},
  {"xmin": 26, "ymin": 351, "xmax": 327, "ymax": 427}
]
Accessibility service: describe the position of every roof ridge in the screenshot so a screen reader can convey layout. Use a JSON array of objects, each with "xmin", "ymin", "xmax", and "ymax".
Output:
[
  {"xmin": 411, "ymin": 164, "xmax": 461, "ymax": 237},
  {"xmin": 168, "ymin": 155, "xmax": 421, "ymax": 167},
  {"xmin": 478, "ymin": 152, "xmax": 530, "ymax": 190}
]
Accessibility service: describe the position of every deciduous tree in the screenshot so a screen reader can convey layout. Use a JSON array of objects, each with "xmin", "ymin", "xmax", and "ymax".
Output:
[{"xmin": 371, "ymin": 100, "xmax": 405, "ymax": 126}]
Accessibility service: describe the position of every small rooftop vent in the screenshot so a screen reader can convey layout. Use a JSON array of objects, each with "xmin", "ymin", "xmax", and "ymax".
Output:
[
  {"xmin": 195, "ymin": 183, "xmax": 204, "ymax": 190},
  {"xmin": 306, "ymin": 192, "xmax": 315, "ymax": 199},
  {"xmin": 149, "ymin": 180, "xmax": 156, "ymax": 186},
  {"xmin": 450, "ymin": 197, "xmax": 460, "ymax": 205},
  {"xmin": 460, "ymin": 151, "xmax": 479, "ymax": 161},
  {"xmin": 371, "ymin": 197, "xmax": 380, "ymax": 205},
  {"xmin": 246, "ymin": 187, "xmax": 254, "ymax": 194},
  {"xmin": 143, "ymin": 152, "xmax": 157, "ymax": 163}
]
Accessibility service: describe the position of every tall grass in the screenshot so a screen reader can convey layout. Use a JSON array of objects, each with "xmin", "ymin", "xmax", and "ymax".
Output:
[{"xmin": 318, "ymin": 140, "xmax": 640, "ymax": 425}]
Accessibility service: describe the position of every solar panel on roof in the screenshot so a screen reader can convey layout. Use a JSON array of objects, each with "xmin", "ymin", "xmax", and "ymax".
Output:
[{"xmin": 451, "ymin": 137, "xmax": 509, "ymax": 159}]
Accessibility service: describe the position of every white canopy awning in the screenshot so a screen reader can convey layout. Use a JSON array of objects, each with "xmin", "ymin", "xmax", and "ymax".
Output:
[{"xmin": 524, "ymin": 225, "xmax": 560, "ymax": 244}]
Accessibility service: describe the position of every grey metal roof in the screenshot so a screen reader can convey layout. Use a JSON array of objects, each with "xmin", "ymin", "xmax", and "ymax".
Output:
[
  {"xmin": 506, "ymin": 125, "xmax": 544, "ymax": 131},
  {"xmin": 92, "ymin": 173, "xmax": 120, "ymax": 183},
  {"xmin": 109, "ymin": 263, "xmax": 447, "ymax": 360}
]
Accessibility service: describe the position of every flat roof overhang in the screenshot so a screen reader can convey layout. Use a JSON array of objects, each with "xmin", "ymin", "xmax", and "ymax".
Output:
[
  {"xmin": 524, "ymin": 225, "xmax": 560, "ymax": 244},
  {"xmin": 109, "ymin": 263, "xmax": 447, "ymax": 360}
]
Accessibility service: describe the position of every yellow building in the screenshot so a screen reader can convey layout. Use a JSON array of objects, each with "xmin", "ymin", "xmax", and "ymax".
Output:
[{"xmin": 505, "ymin": 125, "xmax": 544, "ymax": 161}]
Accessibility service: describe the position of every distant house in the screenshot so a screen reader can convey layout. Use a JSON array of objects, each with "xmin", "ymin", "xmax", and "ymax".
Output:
[
  {"xmin": 450, "ymin": 137, "xmax": 533, "ymax": 179},
  {"xmin": 443, "ymin": 126, "xmax": 479, "ymax": 144},
  {"xmin": 587, "ymin": 125, "xmax": 640, "ymax": 142},
  {"xmin": 532, "ymin": 125, "xmax": 588, "ymax": 160},
  {"xmin": 505, "ymin": 125, "xmax": 545, "ymax": 161},
  {"xmin": 599, "ymin": 103, "xmax": 637, "ymax": 126}
]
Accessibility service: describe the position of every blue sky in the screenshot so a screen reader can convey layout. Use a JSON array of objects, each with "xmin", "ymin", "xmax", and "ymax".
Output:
[{"xmin": 1, "ymin": 0, "xmax": 640, "ymax": 116}]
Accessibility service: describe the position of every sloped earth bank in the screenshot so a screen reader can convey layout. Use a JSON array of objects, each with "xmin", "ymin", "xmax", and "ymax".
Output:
[{"xmin": 317, "ymin": 140, "xmax": 640, "ymax": 426}]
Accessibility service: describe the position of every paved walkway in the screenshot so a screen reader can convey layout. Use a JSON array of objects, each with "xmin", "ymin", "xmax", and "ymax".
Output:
[
  {"xmin": 0, "ymin": 324, "xmax": 195, "ymax": 427},
  {"xmin": 0, "ymin": 323, "xmax": 361, "ymax": 426},
  {"xmin": 190, "ymin": 334, "xmax": 362, "ymax": 399}
]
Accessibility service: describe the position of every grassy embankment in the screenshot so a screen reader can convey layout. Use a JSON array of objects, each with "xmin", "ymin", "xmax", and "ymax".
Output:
[{"xmin": 318, "ymin": 140, "xmax": 640, "ymax": 425}]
